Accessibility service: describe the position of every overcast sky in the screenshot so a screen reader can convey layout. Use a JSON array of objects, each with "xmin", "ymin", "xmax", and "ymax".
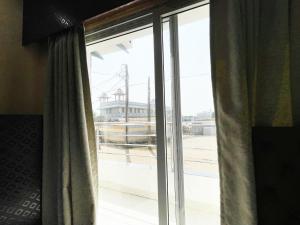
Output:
[{"xmin": 87, "ymin": 7, "xmax": 213, "ymax": 116}]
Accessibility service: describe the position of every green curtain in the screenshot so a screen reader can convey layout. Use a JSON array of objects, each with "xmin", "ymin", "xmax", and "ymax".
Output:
[
  {"xmin": 210, "ymin": 0, "xmax": 300, "ymax": 224},
  {"xmin": 43, "ymin": 26, "xmax": 98, "ymax": 225}
]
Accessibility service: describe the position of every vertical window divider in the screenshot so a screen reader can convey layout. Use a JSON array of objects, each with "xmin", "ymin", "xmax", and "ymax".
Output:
[
  {"xmin": 169, "ymin": 15, "xmax": 186, "ymax": 225},
  {"xmin": 153, "ymin": 10, "xmax": 169, "ymax": 225}
]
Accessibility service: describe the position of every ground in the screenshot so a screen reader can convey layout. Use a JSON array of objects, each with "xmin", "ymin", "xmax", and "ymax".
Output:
[{"xmin": 97, "ymin": 136, "xmax": 220, "ymax": 225}]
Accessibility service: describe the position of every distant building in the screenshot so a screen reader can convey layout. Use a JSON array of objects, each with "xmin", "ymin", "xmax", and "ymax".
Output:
[
  {"xmin": 182, "ymin": 116, "xmax": 194, "ymax": 122},
  {"xmin": 196, "ymin": 111, "xmax": 214, "ymax": 120},
  {"xmin": 97, "ymin": 89, "xmax": 216, "ymax": 136},
  {"xmin": 97, "ymin": 89, "xmax": 155, "ymax": 121},
  {"xmin": 190, "ymin": 120, "xmax": 216, "ymax": 136}
]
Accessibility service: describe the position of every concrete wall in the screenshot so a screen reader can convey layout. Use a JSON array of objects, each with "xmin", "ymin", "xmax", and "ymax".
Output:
[{"xmin": 0, "ymin": 0, "xmax": 47, "ymax": 114}]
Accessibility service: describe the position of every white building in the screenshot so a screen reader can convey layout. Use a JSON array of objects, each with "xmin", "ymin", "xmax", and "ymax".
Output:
[{"xmin": 97, "ymin": 89, "xmax": 155, "ymax": 121}]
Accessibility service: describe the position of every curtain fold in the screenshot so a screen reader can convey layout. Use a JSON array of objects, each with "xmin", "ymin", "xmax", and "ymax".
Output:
[
  {"xmin": 210, "ymin": 1, "xmax": 257, "ymax": 225},
  {"xmin": 211, "ymin": 0, "xmax": 299, "ymax": 224},
  {"xmin": 43, "ymin": 26, "xmax": 98, "ymax": 225}
]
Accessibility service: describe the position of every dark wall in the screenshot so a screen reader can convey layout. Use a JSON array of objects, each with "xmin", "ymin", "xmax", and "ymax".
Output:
[
  {"xmin": 23, "ymin": 0, "xmax": 134, "ymax": 44},
  {"xmin": 0, "ymin": 0, "xmax": 47, "ymax": 114},
  {"xmin": 253, "ymin": 127, "xmax": 300, "ymax": 225},
  {"xmin": 0, "ymin": 116, "xmax": 43, "ymax": 225}
]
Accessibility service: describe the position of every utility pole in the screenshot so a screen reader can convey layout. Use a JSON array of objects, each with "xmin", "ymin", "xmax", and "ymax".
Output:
[
  {"xmin": 147, "ymin": 76, "xmax": 152, "ymax": 153},
  {"xmin": 124, "ymin": 64, "xmax": 129, "ymax": 145},
  {"xmin": 123, "ymin": 64, "xmax": 131, "ymax": 163},
  {"xmin": 99, "ymin": 97, "xmax": 101, "ymax": 119}
]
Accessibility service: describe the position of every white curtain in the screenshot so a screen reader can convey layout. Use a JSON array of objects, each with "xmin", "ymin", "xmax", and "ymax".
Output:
[{"xmin": 43, "ymin": 26, "xmax": 98, "ymax": 225}]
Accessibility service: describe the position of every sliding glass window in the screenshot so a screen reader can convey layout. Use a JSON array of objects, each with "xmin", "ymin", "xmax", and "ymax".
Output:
[
  {"xmin": 87, "ymin": 27, "xmax": 159, "ymax": 225},
  {"xmin": 86, "ymin": 2, "xmax": 219, "ymax": 225},
  {"xmin": 163, "ymin": 5, "xmax": 219, "ymax": 225}
]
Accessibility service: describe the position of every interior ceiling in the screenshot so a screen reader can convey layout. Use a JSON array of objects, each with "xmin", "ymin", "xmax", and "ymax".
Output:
[{"xmin": 22, "ymin": 0, "xmax": 134, "ymax": 45}]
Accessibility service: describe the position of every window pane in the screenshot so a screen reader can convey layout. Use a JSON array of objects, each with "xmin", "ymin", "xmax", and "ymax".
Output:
[
  {"xmin": 179, "ymin": 7, "xmax": 220, "ymax": 225},
  {"xmin": 164, "ymin": 5, "xmax": 220, "ymax": 225},
  {"xmin": 87, "ymin": 27, "xmax": 159, "ymax": 225}
]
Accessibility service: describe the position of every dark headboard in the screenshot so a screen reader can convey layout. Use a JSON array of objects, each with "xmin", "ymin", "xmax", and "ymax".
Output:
[
  {"xmin": 0, "ymin": 115, "xmax": 42, "ymax": 225},
  {"xmin": 253, "ymin": 127, "xmax": 300, "ymax": 225}
]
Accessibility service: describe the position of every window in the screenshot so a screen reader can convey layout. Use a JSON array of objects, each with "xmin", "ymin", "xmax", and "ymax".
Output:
[
  {"xmin": 86, "ymin": 2, "xmax": 219, "ymax": 225},
  {"xmin": 163, "ymin": 6, "xmax": 219, "ymax": 225}
]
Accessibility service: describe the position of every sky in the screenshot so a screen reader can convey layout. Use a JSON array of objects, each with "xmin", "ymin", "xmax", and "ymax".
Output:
[{"xmin": 87, "ymin": 6, "xmax": 213, "ymax": 117}]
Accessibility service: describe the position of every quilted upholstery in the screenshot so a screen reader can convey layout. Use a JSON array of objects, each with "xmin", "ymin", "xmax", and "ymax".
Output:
[{"xmin": 0, "ymin": 115, "xmax": 42, "ymax": 225}]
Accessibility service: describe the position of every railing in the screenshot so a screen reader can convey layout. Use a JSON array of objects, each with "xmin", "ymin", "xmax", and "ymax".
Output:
[
  {"xmin": 95, "ymin": 121, "xmax": 157, "ymax": 149},
  {"xmin": 97, "ymin": 150, "xmax": 218, "ymax": 165},
  {"xmin": 94, "ymin": 121, "xmax": 218, "ymax": 165}
]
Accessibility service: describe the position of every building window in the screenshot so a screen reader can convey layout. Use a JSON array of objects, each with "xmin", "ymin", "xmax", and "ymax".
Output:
[{"xmin": 86, "ymin": 2, "xmax": 219, "ymax": 225}]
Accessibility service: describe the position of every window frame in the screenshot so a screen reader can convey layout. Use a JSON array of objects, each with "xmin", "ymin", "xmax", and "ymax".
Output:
[
  {"xmin": 85, "ymin": 0, "xmax": 209, "ymax": 45},
  {"xmin": 85, "ymin": 1, "xmax": 210, "ymax": 225}
]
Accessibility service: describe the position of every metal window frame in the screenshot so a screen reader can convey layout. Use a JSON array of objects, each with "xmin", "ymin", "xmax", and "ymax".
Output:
[
  {"xmin": 169, "ymin": 15, "xmax": 186, "ymax": 225},
  {"xmin": 85, "ymin": 1, "xmax": 209, "ymax": 225},
  {"xmin": 153, "ymin": 12, "xmax": 169, "ymax": 225}
]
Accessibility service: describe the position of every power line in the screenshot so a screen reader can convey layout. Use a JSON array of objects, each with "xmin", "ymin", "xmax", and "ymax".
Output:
[
  {"xmin": 92, "ymin": 77, "xmax": 116, "ymax": 88},
  {"xmin": 90, "ymin": 71, "xmax": 115, "ymax": 76},
  {"xmin": 105, "ymin": 79, "xmax": 124, "ymax": 94},
  {"xmin": 90, "ymin": 72, "xmax": 211, "ymax": 99},
  {"xmin": 91, "ymin": 73, "xmax": 121, "ymax": 90}
]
